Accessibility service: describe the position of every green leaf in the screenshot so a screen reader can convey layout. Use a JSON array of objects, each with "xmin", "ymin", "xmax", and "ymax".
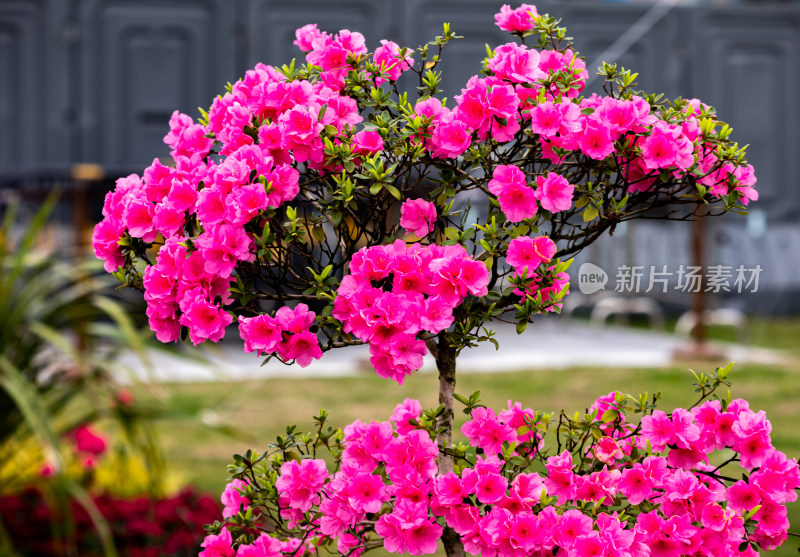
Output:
[
  {"xmin": 601, "ymin": 409, "xmax": 619, "ymax": 423},
  {"xmin": 384, "ymin": 184, "xmax": 401, "ymax": 200},
  {"xmin": 311, "ymin": 226, "xmax": 326, "ymax": 243},
  {"xmin": 444, "ymin": 228, "xmax": 460, "ymax": 241},
  {"xmin": 94, "ymin": 295, "xmax": 151, "ymax": 366},
  {"xmin": 0, "ymin": 355, "xmax": 64, "ymax": 474},
  {"xmin": 65, "ymin": 479, "xmax": 118, "ymax": 557}
]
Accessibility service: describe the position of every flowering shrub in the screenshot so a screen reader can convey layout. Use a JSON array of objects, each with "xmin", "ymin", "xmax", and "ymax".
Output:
[
  {"xmin": 0, "ymin": 487, "xmax": 220, "ymax": 557},
  {"xmin": 88, "ymin": 2, "xmax": 792, "ymax": 555},
  {"xmin": 93, "ymin": 3, "xmax": 755, "ymax": 380},
  {"xmin": 202, "ymin": 366, "xmax": 799, "ymax": 556}
]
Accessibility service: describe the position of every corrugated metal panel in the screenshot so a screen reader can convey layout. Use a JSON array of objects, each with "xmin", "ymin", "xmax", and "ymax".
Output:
[
  {"xmin": 691, "ymin": 6, "xmax": 800, "ymax": 222},
  {"xmin": 539, "ymin": 1, "xmax": 686, "ymax": 98},
  {"xmin": 0, "ymin": 0, "xmax": 798, "ymax": 307},
  {"xmin": 78, "ymin": 0, "xmax": 239, "ymax": 166},
  {"xmin": 402, "ymin": 0, "xmax": 508, "ymax": 98},
  {"xmin": 246, "ymin": 0, "xmax": 399, "ymax": 68},
  {"xmin": 0, "ymin": 0, "xmax": 69, "ymax": 170}
]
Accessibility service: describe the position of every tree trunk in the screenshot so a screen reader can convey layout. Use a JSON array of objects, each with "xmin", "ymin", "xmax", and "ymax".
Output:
[{"xmin": 431, "ymin": 333, "xmax": 465, "ymax": 557}]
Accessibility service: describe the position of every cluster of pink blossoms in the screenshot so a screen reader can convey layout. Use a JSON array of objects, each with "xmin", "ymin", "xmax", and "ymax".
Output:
[
  {"xmin": 92, "ymin": 0, "xmax": 755, "ymax": 363},
  {"xmin": 528, "ymin": 94, "xmax": 757, "ymax": 203},
  {"xmin": 238, "ymin": 304, "xmax": 322, "ymax": 367},
  {"xmin": 412, "ymin": 43, "xmax": 586, "ymax": 159},
  {"xmin": 293, "ymin": 24, "xmax": 414, "ymax": 91},
  {"xmin": 92, "ymin": 24, "xmax": 418, "ymax": 352},
  {"xmin": 404, "ymin": 19, "xmax": 755, "ymax": 213},
  {"xmin": 488, "ymin": 165, "xmax": 575, "ymax": 222},
  {"xmin": 333, "ymin": 241, "xmax": 490, "ymax": 383},
  {"xmin": 203, "ymin": 394, "xmax": 798, "ymax": 557},
  {"xmin": 495, "ymin": 4, "xmax": 538, "ymax": 32},
  {"xmin": 399, "ymin": 198, "xmax": 438, "ymax": 238},
  {"xmin": 221, "ymin": 479, "xmax": 250, "ymax": 519},
  {"xmin": 504, "ymin": 235, "xmax": 570, "ymax": 311}
]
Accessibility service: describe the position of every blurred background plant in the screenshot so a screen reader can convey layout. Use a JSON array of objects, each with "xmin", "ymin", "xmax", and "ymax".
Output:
[{"xmin": 0, "ymin": 194, "xmax": 222, "ymax": 556}]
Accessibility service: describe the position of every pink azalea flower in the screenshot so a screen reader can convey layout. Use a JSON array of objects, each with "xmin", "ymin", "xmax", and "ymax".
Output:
[
  {"xmin": 278, "ymin": 330, "xmax": 322, "ymax": 367},
  {"xmin": 276, "ymin": 303, "xmax": 316, "ymax": 333},
  {"xmin": 488, "ymin": 164, "xmax": 526, "ymax": 196},
  {"xmin": 640, "ymin": 409, "xmax": 675, "ymax": 452},
  {"xmin": 239, "ymin": 314, "xmax": 282, "ymax": 355},
  {"xmin": 91, "ymin": 220, "xmax": 124, "ymax": 272},
  {"xmin": 494, "ymin": 4, "xmax": 538, "ymax": 32},
  {"xmin": 430, "ymin": 111, "xmax": 472, "ymax": 159},
  {"xmin": 390, "ymin": 398, "xmax": 422, "ymax": 435},
  {"xmin": 671, "ymin": 407, "xmax": 702, "ymax": 449},
  {"xmin": 506, "ymin": 236, "xmax": 557, "ymax": 275},
  {"xmin": 596, "ymin": 97, "xmax": 638, "ymax": 135},
  {"xmin": 535, "ymin": 172, "xmax": 574, "ymax": 213},
  {"xmin": 293, "ymin": 24, "xmax": 326, "ymax": 52},
  {"xmin": 196, "ymin": 187, "xmax": 227, "ymax": 226},
  {"xmin": 71, "ymin": 425, "xmax": 107, "ymax": 456},
  {"xmin": 462, "ymin": 407, "xmax": 516, "ymax": 455},
  {"xmin": 498, "ymin": 181, "xmax": 537, "ymax": 222},
  {"xmin": 530, "ymin": 101, "xmax": 562, "ymax": 138},
  {"xmin": 753, "ymin": 500, "xmax": 789, "ymax": 537},
  {"xmin": 434, "ymin": 472, "xmax": 464, "ymax": 506},
  {"xmin": 619, "ymin": 464, "xmax": 654, "ymax": 505},
  {"xmin": 200, "ymin": 527, "xmax": 235, "ymax": 557},
  {"xmin": 122, "ymin": 196, "xmax": 157, "ymax": 241},
  {"xmin": 352, "ymin": 130, "xmax": 384, "ymax": 156},
  {"xmin": 419, "ymin": 296, "xmax": 454, "ymax": 333},
  {"xmin": 221, "ymin": 479, "xmax": 250, "ymax": 518},
  {"xmin": 594, "ymin": 436, "xmax": 623, "ymax": 464},
  {"xmin": 143, "ymin": 269, "xmax": 176, "ymax": 304},
  {"xmin": 400, "ymin": 198, "xmax": 437, "ymax": 237},
  {"xmin": 275, "ymin": 459, "xmax": 329, "ymax": 512},
  {"xmin": 153, "ymin": 201, "xmax": 186, "ymax": 238},
  {"xmin": 180, "ymin": 299, "xmax": 232, "ymax": 346},
  {"xmin": 578, "ymin": 118, "xmax": 615, "ymax": 160},
  {"xmin": 278, "ymin": 105, "xmax": 324, "ymax": 162},
  {"xmin": 509, "ymin": 512, "xmax": 539, "ymax": 551},
  {"xmin": 751, "ymin": 450, "xmax": 800, "ymax": 503},
  {"xmin": 196, "ymin": 224, "xmax": 251, "ymax": 277},
  {"xmin": 475, "ymin": 473, "xmax": 509, "ymax": 504},
  {"xmin": 488, "ymin": 42, "xmax": 542, "ymax": 83},
  {"xmin": 142, "ymin": 158, "xmax": 174, "ymax": 203},
  {"xmin": 346, "ymin": 473, "xmax": 389, "ymax": 513},
  {"xmin": 388, "ymin": 333, "xmax": 427, "ymax": 371},
  {"xmin": 163, "ymin": 110, "xmax": 213, "ymax": 159},
  {"xmin": 374, "ymin": 499, "xmax": 442, "ymax": 555},
  {"xmin": 554, "ymin": 509, "xmax": 593, "ymax": 550},
  {"xmin": 572, "ymin": 531, "xmax": 610, "ymax": 557},
  {"xmin": 373, "ymin": 40, "xmax": 415, "ymax": 83},
  {"xmin": 641, "ymin": 127, "xmax": 679, "ymax": 169}
]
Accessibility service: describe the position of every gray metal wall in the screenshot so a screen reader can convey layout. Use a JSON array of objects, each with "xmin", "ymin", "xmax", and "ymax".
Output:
[{"xmin": 1, "ymin": 0, "xmax": 798, "ymax": 311}]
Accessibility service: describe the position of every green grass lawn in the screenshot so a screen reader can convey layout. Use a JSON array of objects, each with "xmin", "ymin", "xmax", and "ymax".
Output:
[{"xmin": 134, "ymin": 316, "xmax": 800, "ymax": 556}]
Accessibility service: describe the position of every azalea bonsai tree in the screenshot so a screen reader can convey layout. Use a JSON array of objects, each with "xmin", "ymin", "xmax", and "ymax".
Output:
[{"xmin": 92, "ymin": 3, "xmax": 797, "ymax": 556}]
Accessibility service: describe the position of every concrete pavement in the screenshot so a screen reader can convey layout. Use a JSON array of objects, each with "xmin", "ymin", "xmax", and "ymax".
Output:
[{"xmin": 114, "ymin": 316, "xmax": 791, "ymax": 383}]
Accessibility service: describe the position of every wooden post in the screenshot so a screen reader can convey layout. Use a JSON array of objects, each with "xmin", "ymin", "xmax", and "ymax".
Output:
[
  {"xmin": 691, "ymin": 213, "xmax": 707, "ymax": 348},
  {"xmin": 70, "ymin": 163, "xmax": 104, "ymax": 256}
]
